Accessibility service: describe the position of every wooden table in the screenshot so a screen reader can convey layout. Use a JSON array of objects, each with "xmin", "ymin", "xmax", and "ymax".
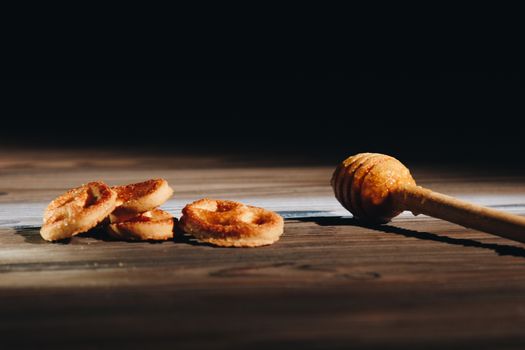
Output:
[{"xmin": 2, "ymin": 148, "xmax": 525, "ymax": 349}]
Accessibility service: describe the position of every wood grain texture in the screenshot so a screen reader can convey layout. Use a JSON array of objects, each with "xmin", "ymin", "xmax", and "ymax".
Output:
[{"xmin": 2, "ymin": 148, "xmax": 525, "ymax": 349}]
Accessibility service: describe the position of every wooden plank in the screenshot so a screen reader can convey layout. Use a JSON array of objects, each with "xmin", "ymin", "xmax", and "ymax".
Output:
[{"xmin": 1, "ymin": 149, "xmax": 525, "ymax": 349}]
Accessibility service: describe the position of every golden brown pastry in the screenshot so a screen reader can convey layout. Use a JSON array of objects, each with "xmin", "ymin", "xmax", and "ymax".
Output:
[
  {"xmin": 40, "ymin": 181, "xmax": 117, "ymax": 241},
  {"xmin": 107, "ymin": 208, "xmax": 174, "ymax": 241},
  {"xmin": 112, "ymin": 179, "xmax": 173, "ymax": 213},
  {"xmin": 179, "ymin": 198, "xmax": 284, "ymax": 247}
]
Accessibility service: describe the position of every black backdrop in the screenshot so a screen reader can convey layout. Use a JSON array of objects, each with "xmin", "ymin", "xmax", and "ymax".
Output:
[{"xmin": 1, "ymin": 74, "xmax": 522, "ymax": 164}]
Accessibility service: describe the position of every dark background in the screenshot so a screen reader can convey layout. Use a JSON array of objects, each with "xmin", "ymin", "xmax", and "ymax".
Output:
[
  {"xmin": 1, "ymin": 4, "xmax": 523, "ymax": 166},
  {"xmin": 1, "ymin": 73, "xmax": 523, "ymax": 165}
]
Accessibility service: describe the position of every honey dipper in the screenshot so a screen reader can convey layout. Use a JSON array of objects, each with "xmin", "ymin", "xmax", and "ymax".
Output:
[{"xmin": 331, "ymin": 153, "xmax": 525, "ymax": 243}]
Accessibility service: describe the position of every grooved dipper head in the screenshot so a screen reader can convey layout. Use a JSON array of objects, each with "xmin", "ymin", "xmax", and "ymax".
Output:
[{"xmin": 331, "ymin": 153, "xmax": 416, "ymax": 223}]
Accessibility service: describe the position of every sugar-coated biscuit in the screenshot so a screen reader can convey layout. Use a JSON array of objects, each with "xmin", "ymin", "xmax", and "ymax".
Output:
[
  {"xmin": 107, "ymin": 208, "xmax": 174, "ymax": 241},
  {"xmin": 112, "ymin": 179, "xmax": 173, "ymax": 213},
  {"xmin": 179, "ymin": 198, "xmax": 284, "ymax": 247},
  {"xmin": 41, "ymin": 181, "xmax": 117, "ymax": 241}
]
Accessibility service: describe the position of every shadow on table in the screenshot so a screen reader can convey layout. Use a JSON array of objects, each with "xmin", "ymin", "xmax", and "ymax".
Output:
[
  {"xmin": 172, "ymin": 230, "xmax": 216, "ymax": 248},
  {"xmin": 295, "ymin": 216, "xmax": 525, "ymax": 258},
  {"xmin": 13, "ymin": 226, "xmax": 166, "ymax": 244},
  {"xmin": 13, "ymin": 225, "xmax": 215, "ymax": 247},
  {"xmin": 13, "ymin": 226, "xmax": 50, "ymax": 244},
  {"xmin": 13, "ymin": 225, "xmax": 113, "ymax": 244}
]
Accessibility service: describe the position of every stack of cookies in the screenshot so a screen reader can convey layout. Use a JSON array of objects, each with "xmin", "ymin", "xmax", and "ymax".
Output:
[
  {"xmin": 41, "ymin": 179, "xmax": 174, "ymax": 242},
  {"xmin": 107, "ymin": 179, "xmax": 175, "ymax": 241}
]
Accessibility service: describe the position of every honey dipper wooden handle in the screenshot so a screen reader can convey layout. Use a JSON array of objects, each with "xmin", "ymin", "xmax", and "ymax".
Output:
[{"xmin": 393, "ymin": 185, "xmax": 525, "ymax": 244}]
